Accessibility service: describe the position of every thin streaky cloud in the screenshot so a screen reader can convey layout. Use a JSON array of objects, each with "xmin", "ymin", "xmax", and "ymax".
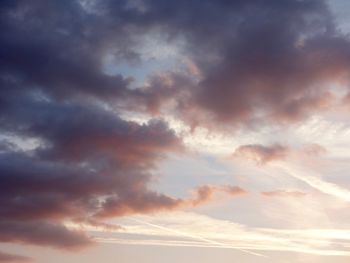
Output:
[
  {"xmin": 274, "ymin": 163, "xmax": 350, "ymax": 202},
  {"xmin": 67, "ymin": 212, "xmax": 350, "ymax": 257},
  {"xmin": 95, "ymin": 237, "xmax": 350, "ymax": 256},
  {"xmin": 130, "ymin": 218, "xmax": 268, "ymax": 258}
]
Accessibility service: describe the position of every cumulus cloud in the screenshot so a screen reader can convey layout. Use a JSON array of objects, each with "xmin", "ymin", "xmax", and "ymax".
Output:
[
  {"xmin": 112, "ymin": 0, "xmax": 350, "ymax": 128},
  {"xmin": 0, "ymin": 95, "xmax": 244, "ymax": 255},
  {"xmin": 2, "ymin": 0, "xmax": 350, "ymax": 129},
  {"xmin": 0, "ymin": 97, "xmax": 245, "ymax": 252},
  {"xmin": 0, "ymin": 105, "xmax": 184, "ymax": 249},
  {"xmin": 1, "ymin": 0, "xmax": 350, "ymax": 261}
]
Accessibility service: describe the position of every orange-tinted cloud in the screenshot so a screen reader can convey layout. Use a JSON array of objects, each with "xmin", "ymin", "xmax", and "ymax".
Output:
[
  {"xmin": 189, "ymin": 185, "xmax": 247, "ymax": 206},
  {"xmin": 233, "ymin": 143, "xmax": 326, "ymax": 164},
  {"xmin": 234, "ymin": 144, "xmax": 289, "ymax": 164},
  {"xmin": 0, "ymin": 99, "xmax": 184, "ymax": 251},
  {"xmin": 96, "ymin": 184, "xmax": 246, "ymax": 218},
  {"xmin": 123, "ymin": 0, "xmax": 350, "ymax": 129},
  {"xmin": 261, "ymin": 190, "xmax": 307, "ymax": 198}
]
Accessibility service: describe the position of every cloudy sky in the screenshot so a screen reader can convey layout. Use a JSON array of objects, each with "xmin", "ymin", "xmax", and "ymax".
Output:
[{"xmin": 2, "ymin": 0, "xmax": 350, "ymax": 262}]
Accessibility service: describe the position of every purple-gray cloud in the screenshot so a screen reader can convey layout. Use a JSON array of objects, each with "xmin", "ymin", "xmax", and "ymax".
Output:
[
  {"xmin": 0, "ymin": 0, "xmax": 350, "ymax": 261},
  {"xmin": 0, "ymin": 251, "xmax": 31, "ymax": 263}
]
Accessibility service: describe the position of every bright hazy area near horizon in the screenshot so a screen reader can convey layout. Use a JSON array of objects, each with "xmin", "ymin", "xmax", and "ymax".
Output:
[{"xmin": 2, "ymin": 0, "xmax": 350, "ymax": 262}]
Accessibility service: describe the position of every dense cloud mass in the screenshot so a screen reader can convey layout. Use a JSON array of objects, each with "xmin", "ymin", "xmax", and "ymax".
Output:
[
  {"xmin": 102, "ymin": 0, "xmax": 350, "ymax": 127},
  {"xmin": 1, "ymin": 0, "xmax": 350, "ymax": 261}
]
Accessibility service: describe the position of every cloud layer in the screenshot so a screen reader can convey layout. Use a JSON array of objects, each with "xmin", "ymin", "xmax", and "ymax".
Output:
[{"xmin": 2, "ymin": 0, "xmax": 350, "ymax": 261}]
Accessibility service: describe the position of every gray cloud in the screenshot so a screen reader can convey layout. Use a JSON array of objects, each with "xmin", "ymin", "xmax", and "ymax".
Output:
[
  {"xmin": 0, "ymin": 251, "xmax": 31, "ymax": 263},
  {"xmin": 1, "ymin": 1, "xmax": 349, "ymax": 260}
]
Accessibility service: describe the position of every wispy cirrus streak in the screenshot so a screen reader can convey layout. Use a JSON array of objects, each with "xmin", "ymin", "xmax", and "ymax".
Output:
[{"xmin": 67, "ymin": 212, "xmax": 350, "ymax": 257}]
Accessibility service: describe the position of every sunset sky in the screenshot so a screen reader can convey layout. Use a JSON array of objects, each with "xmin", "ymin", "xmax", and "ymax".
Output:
[{"xmin": 2, "ymin": 0, "xmax": 350, "ymax": 262}]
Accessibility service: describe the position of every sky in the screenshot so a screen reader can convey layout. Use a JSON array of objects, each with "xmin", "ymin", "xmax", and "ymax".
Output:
[{"xmin": 2, "ymin": 0, "xmax": 350, "ymax": 262}]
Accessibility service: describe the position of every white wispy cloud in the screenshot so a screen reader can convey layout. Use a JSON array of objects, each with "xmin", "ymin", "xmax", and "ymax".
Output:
[
  {"xmin": 67, "ymin": 211, "xmax": 350, "ymax": 256},
  {"xmin": 273, "ymin": 162, "xmax": 350, "ymax": 202}
]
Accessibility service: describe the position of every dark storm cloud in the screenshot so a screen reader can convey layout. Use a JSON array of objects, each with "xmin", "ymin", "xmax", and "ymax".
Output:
[{"xmin": 1, "ymin": 0, "xmax": 350, "ymax": 261}]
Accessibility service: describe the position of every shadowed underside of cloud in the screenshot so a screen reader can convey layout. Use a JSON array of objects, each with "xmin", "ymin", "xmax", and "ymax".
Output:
[
  {"xmin": 1, "ymin": 0, "xmax": 350, "ymax": 261},
  {"xmin": 0, "ymin": 221, "xmax": 92, "ymax": 250},
  {"xmin": 0, "ymin": 251, "xmax": 31, "ymax": 263},
  {"xmin": 97, "ymin": 184, "xmax": 247, "ymax": 217}
]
